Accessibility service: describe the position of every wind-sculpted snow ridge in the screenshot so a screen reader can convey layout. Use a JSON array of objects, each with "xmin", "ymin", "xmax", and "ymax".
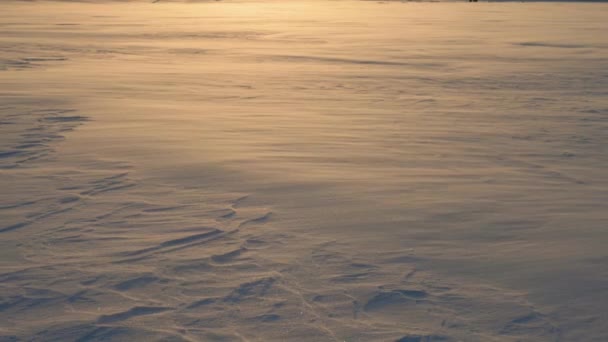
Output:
[
  {"xmin": 2, "ymin": 0, "xmax": 608, "ymax": 341},
  {"xmin": 0, "ymin": 102, "xmax": 560, "ymax": 341},
  {"xmin": 0, "ymin": 107, "xmax": 86, "ymax": 170}
]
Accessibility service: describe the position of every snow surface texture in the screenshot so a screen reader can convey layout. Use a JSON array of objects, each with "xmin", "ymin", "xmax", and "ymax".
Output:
[{"xmin": 1, "ymin": 1, "xmax": 607, "ymax": 341}]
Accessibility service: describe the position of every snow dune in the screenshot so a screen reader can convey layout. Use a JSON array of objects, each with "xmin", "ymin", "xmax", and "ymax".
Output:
[{"xmin": 1, "ymin": 1, "xmax": 608, "ymax": 341}]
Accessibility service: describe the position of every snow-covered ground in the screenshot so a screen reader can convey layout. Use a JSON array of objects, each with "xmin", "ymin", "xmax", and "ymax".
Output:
[{"xmin": 1, "ymin": 1, "xmax": 608, "ymax": 341}]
